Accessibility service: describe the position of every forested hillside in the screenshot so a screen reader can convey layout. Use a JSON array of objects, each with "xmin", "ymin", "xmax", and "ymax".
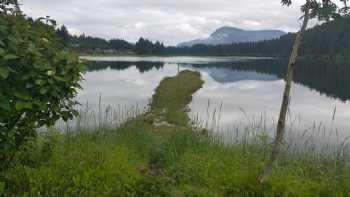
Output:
[
  {"xmin": 171, "ymin": 16, "xmax": 350, "ymax": 57},
  {"xmin": 58, "ymin": 16, "xmax": 350, "ymax": 57},
  {"xmin": 56, "ymin": 26, "xmax": 134, "ymax": 54}
]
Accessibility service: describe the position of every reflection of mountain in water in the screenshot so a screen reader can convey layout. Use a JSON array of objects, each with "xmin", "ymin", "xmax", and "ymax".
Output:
[
  {"xmin": 86, "ymin": 61, "xmax": 164, "ymax": 73},
  {"xmin": 184, "ymin": 58, "xmax": 350, "ymax": 102},
  {"xmin": 182, "ymin": 64, "xmax": 278, "ymax": 83},
  {"xmin": 85, "ymin": 58, "xmax": 350, "ymax": 102}
]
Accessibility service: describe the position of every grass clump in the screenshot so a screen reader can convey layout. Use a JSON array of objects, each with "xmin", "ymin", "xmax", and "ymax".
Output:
[
  {"xmin": 1, "ymin": 70, "xmax": 350, "ymax": 196},
  {"xmin": 151, "ymin": 70, "xmax": 203, "ymax": 126}
]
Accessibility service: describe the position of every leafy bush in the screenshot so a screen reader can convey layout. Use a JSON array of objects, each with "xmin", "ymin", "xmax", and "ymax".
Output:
[{"xmin": 0, "ymin": 3, "xmax": 84, "ymax": 166}]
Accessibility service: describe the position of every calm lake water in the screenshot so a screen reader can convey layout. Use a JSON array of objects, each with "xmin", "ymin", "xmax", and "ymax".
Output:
[{"xmin": 79, "ymin": 56, "xmax": 350, "ymax": 141}]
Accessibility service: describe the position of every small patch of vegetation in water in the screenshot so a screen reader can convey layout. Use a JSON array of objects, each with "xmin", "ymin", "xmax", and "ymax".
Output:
[
  {"xmin": 151, "ymin": 70, "xmax": 203, "ymax": 126},
  {"xmin": 1, "ymin": 70, "xmax": 350, "ymax": 196}
]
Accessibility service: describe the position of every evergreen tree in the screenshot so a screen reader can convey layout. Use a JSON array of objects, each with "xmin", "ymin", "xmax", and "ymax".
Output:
[
  {"xmin": 109, "ymin": 39, "xmax": 134, "ymax": 51},
  {"xmin": 56, "ymin": 25, "xmax": 70, "ymax": 44}
]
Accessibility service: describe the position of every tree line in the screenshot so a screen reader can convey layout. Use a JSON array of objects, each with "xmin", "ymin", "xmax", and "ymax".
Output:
[
  {"xmin": 57, "ymin": 26, "xmax": 166, "ymax": 54},
  {"xmin": 57, "ymin": 26, "xmax": 134, "ymax": 53},
  {"xmin": 57, "ymin": 16, "xmax": 350, "ymax": 58}
]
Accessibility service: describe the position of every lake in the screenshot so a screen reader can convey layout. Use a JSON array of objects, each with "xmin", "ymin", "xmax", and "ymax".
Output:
[{"xmin": 77, "ymin": 56, "xmax": 350, "ymax": 143}]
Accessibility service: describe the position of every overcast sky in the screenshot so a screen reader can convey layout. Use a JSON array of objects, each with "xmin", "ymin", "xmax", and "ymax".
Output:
[{"xmin": 21, "ymin": 0, "xmax": 315, "ymax": 46}]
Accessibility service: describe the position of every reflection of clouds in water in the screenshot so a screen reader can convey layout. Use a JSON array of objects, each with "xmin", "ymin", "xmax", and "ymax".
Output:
[
  {"xmin": 236, "ymin": 81, "xmax": 260, "ymax": 90},
  {"xmin": 132, "ymin": 78, "xmax": 147, "ymax": 86},
  {"xmin": 76, "ymin": 57, "xmax": 350, "ymax": 141},
  {"xmin": 189, "ymin": 68, "xmax": 350, "ymax": 139},
  {"xmin": 82, "ymin": 56, "xmax": 266, "ymax": 64},
  {"xmin": 78, "ymin": 65, "xmax": 178, "ymax": 110}
]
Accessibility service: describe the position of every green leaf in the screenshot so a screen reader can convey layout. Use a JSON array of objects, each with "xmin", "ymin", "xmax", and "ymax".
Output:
[
  {"xmin": 54, "ymin": 75, "xmax": 67, "ymax": 81},
  {"xmin": 40, "ymin": 88, "xmax": 48, "ymax": 95},
  {"xmin": 0, "ymin": 181, "xmax": 5, "ymax": 193},
  {"xmin": 0, "ymin": 25, "xmax": 7, "ymax": 34},
  {"xmin": 0, "ymin": 48, "xmax": 5, "ymax": 55},
  {"xmin": 13, "ymin": 92, "xmax": 30, "ymax": 100},
  {"xmin": 0, "ymin": 66, "xmax": 10, "ymax": 79},
  {"xmin": 15, "ymin": 101, "xmax": 26, "ymax": 110},
  {"xmin": 35, "ymin": 79, "xmax": 45, "ymax": 85},
  {"xmin": 49, "ymin": 19, "xmax": 57, "ymax": 26},
  {"xmin": 4, "ymin": 54, "xmax": 18, "ymax": 60},
  {"xmin": 0, "ymin": 94, "xmax": 10, "ymax": 110},
  {"xmin": 15, "ymin": 101, "xmax": 32, "ymax": 111}
]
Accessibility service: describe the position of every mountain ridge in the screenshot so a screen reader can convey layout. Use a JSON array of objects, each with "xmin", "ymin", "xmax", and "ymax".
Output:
[{"xmin": 178, "ymin": 26, "xmax": 286, "ymax": 47}]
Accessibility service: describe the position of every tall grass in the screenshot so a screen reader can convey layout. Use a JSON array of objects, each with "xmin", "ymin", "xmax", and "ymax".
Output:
[
  {"xmin": 190, "ymin": 99, "xmax": 350, "ymax": 166},
  {"xmin": 3, "ymin": 104, "xmax": 350, "ymax": 196},
  {"xmin": 54, "ymin": 96, "xmax": 146, "ymax": 136},
  {"xmin": 53, "ymin": 94, "xmax": 350, "ymax": 164}
]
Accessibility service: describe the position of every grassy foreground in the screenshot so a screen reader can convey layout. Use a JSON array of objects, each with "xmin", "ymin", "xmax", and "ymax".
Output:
[{"xmin": 1, "ymin": 70, "xmax": 350, "ymax": 196}]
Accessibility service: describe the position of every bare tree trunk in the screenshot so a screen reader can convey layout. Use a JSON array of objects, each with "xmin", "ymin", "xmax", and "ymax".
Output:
[{"xmin": 257, "ymin": 8, "xmax": 310, "ymax": 184}]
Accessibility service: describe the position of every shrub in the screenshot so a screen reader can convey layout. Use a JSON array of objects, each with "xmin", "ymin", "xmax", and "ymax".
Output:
[{"xmin": 0, "ymin": 3, "xmax": 84, "ymax": 167}]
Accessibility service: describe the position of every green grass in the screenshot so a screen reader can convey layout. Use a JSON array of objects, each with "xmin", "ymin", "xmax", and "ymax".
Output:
[
  {"xmin": 150, "ymin": 70, "xmax": 203, "ymax": 126},
  {"xmin": 1, "ymin": 70, "xmax": 350, "ymax": 196}
]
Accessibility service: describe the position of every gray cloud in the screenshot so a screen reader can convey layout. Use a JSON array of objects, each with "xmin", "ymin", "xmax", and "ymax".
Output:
[{"xmin": 21, "ymin": 0, "xmax": 315, "ymax": 45}]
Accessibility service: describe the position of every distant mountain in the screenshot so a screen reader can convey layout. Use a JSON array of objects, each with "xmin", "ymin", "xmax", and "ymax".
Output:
[{"xmin": 178, "ymin": 26, "xmax": 286, "ymax": 47}]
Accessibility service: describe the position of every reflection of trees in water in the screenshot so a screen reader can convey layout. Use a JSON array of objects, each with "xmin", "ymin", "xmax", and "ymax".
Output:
[
  {"xmin": 85, "ymin": 59, "xmax": 349, "ymax": 101},
  {"xmin": 86, "ymin": 61, "xmax": 165, "ymax": 73},
  {"xmin": 185, "ymin": 58, "xmax": 350, "ymax": 102}
]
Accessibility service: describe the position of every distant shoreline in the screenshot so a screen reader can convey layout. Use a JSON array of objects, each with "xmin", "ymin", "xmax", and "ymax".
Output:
[{"xmin": 79, "ymin": 55, "xmax": 279, "ymax": 61}]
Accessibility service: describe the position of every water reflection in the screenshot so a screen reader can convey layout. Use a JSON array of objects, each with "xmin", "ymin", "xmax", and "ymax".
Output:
[
  {"xmin": 188, "ymin": 68, "xmax": 350, "ymax": 139},
  {"xmin": 77, "ymin": 56, "xmax": 349, "ymax": 140},
  {"xmin": 181, "ymin": 58, "xmax": 350, "ymax": 142},
  {"xmin": 181, "ymin": 64, "xmax": 278, "ymax": 83},
  {"xmin": 81, "ymin": 55, "xmax": 270, "ymax": 64},
  {"xmin": 184, "ymin": 58, "xmax": 350, "ymax": 102},
  {"xmin": 86, "ymin": 61, "xmax": 165, "ymax": 73},
  {"xmin": 78, "ymin": 62, "xmax": 176, "ymax": 110}
]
